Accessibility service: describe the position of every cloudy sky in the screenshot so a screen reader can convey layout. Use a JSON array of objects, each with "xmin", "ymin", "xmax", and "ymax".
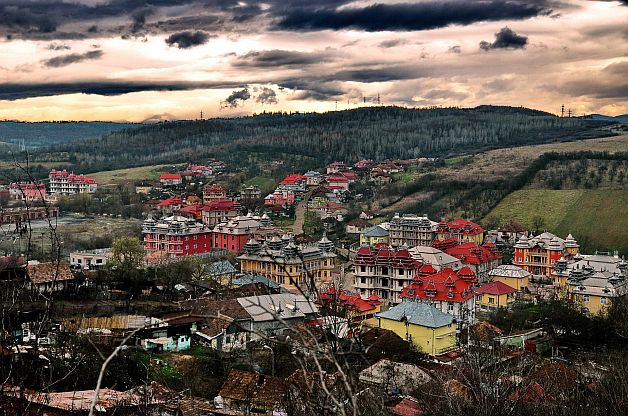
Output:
[{"xmin": 0, "ymin": 0, "xmax": 626, "ymax": 121}]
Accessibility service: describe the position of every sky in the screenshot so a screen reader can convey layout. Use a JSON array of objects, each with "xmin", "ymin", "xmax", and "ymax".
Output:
[{"xmin": 0, "ymin": 0, "xmax": 626, "ymax": 122}]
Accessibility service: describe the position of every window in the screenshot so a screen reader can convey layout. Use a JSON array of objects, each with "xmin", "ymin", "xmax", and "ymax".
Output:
[
  {"xmin": 488, "ymin": 297, "xmax": 495, "ymax": 304},
  {"xmin": 360, "ymin": 265, "xmax": 366, "ymax": 273},
  {"xmin": 398, "ymin": 269, "xmax": 404, "ymax": 276},
  {"xmin": 583, "ymin": 295, "xmax": 590, "ymax": 302},
  {"xmin": 185, "ymin": 245, "xmax": 189, "ymax": 250},
  {"xmin": 361, "ymin": 277, "xmax": 366, "ymax": 284},
  {"xmin": 600, "ymin": 297, "xmax": 607, "ymax": 305},
  {"xmin": 476, "ymin": 295, "xmax": 482, "ymax": 301},
  {"xmin": 448, "ymin": 302, "xmax": 454, "ymax": 311}
]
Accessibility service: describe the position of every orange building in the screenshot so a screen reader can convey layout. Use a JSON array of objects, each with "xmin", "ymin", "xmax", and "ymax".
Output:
[{"xmin": 513, "ymin": 233, "xmax": 579, "ymax": 279}]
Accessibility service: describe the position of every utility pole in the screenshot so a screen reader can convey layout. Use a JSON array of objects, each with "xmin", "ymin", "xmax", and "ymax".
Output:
[
  {"xmin": 561, "ymin": 104, "xmax": 565, "ymax": 118},
  {"xmin": 335, "ymin": 100, "xmax": 338, "ymax": 111},
  {"xmin": 377, "ymin": 93, "xmax": 380, "ymax": 105},
  {"xmin": 200, "ymin": 110, "xmax": 203, "ymax": 120},
  {"xmin": 568, "ymin": 108, "xmax": 572, "ymax": 118}
]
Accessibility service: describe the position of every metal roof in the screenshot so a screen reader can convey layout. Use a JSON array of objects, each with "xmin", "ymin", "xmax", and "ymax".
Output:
[{"xmin": 376, "ymin": 301, "xmax": 454, "ymax": 328}]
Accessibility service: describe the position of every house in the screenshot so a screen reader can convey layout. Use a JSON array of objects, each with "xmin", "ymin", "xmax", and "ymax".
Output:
[
  {"xmin": 474, "ymin": 281, "xmax": 517, "ymax": 311},
  {"xmin": 324, "ymin": 175, "xmax": 350, "ymax": 191},
  {"xmin": 400, "ymin": 267, "xmax": 477, "ymax": 325},
  {"xmin": 240, "ymin": 185, "xmax": 262, "ymax": 201},
  {"xmin": 559, "ymin": 253, "xmax": 628, "ymax": 314},
  {"xmin": 389, "ymin": 213, "xmax": 437, "ymax": 248},
  {"xmin": 360, "ymin": 225, "xmax": 389, "ymax": 246},
  {"xmin": 140, "ymin": 312, "xmax": 205, "ymax": 353},
  {"xmin": 201, "ymin": 198, "xmax": 242, "ymax": 226},
  {"xmin": 376, "ymin": 301, "xmax": 457, "ymax": 356},
  {"xmin": 409, "ymin": 246, "xmax": 462, "ymax": 271},
  {"xmin": 513, "ymin": 233, "xmax": 579, "ymax": 278},
  {"xmin": 495, "ymin": 221, "xmax": 529, "ymax": 244},
  {"xmin": 0, "ymin": 206, "xmax": 59, "ymax": 226},
  {"xmin": 142, "ymin": 215, "xmax": 212, "ymax": 257},
  {"xmin": 359, "ymin": 211, "xmax": 375, "ymax": 220},
  {"xmin": 353, "ymin": 245, "xmax": 423, "ymax": 304},
  {"xmin": 279, "ymin": 173, "xmax": 307, "ymax": 192},
  {"xmin": 218, "ymin": 369, "xmax": 286, "ymax": 415},
  {"xmin": 159, "ymin": 173, "xmax": 183, "ymax": 186},
  {"xmin": 69, "ymin": 248, "xmax": 112, "ymax": 270},
  {"xmin": 392, "ymin": 397, "xmax": 424, "ymax": 416},
  {"xmin": 313, "ymin": 201, "xmax": 347, "ymax": 221},
  {"xmin": 304, "ymin": 170, "xmax": 323, "ymax": 186},
  {"xmin": 49, "ymin": 169, "xmax": 98, "ymax": 194},
  {"xmin": 264, "ymin": 188, "xmax": 295, "ymax": 207},
  {"xmin": 359, "ymin": 359, "xmax": 431, "ymax": 395},
  {"xmin": 26, "ymin": 261, "xmax": 76, "ymax": 293},
  {"xmin": 9, "ymin": 182, "xmax": 47, "ymax": 202},
  {"xmin": 445, "ymin": 242, "xmax": 502, "ymax": 280},
  {"xmin": 488, "ymin": 264, "xmax": 530, "ymax": 291},
  {"xmin": 238, "ymin": 236, "xmax": 336, "ymax": 290},
  {"xmin": 318, "ymin": 286, "xmax": 382, "ymax": 324},
  {"xmin": 237, "ymin": 293, "xmax": 319, "ymax": 338},
  {"xmin": 203, "ymin": 183, "xmax": 227, "ymax": 203},
  {"xmin": 326, "ymin": 161, "xmax": 347, "ymax": 174},
  {"xmin": 436, "ymin": 218, "xmax": 484, "ymax": 245},
  {"xmin": 205, "ymin": 260, "xmax": 237, "ymax": 285},
  {"xmin": 346, "ymin": 218, "xmax": 371, "ymax": 235},
  {"xmin": 354, "ymin": 159, "xmax": 374, "ymax": 170},
  {"xmin": 370, "ymin": 170, "xmax": 393, "ymax": 184},
  {"xmin": 157, "ymin": 196, "xmax": 184, "ymax": 215}
]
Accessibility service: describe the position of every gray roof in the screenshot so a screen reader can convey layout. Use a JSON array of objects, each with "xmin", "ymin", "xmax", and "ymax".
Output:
[
  {"xmin": 362, "ymin": 225, "xmax": 389, "ymax": 237},
  {"xmin": 232, "ymin": 274, "xmax": 280, "ymax": 290},
  {"xmin": 488, "ymin": 265, "xmax": 531, "ymax": 279},
  {"xmin": 205, "ymin": 260, "xmax": 237, "ymax": 276},
  {"xmin": 376, "ymin": 301, "xmax": 454, "ymax": 328},
  {"xmin": 237, "ymin": 294, "xmax": 318, "ymax": 322}
]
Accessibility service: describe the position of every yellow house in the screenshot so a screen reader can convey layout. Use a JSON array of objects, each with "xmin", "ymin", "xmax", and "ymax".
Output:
[
  {"xmin": 568, "ymin": 272, "xmax": 628, "ymax": 315},
  {"xmin": 376, "ymin": 301, "xmax": 457, "ymax": 356},
  {"xmin": 487, "ymin": 265, "xmax": 530, "ymax": 291},
  {"xmin": 360, "ymin": 225, "xmax": 389, "ymax": 246},
  {"xmin": 474, "ymin": 281, "xmax": 517, "ymax": 311}
]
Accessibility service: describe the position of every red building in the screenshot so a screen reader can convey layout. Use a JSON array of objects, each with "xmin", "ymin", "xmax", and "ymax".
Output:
[
  {"xmin": 436, "ymin": 218, "xmax": 484, "ymax": 245},
  {"xmin": 142, "ymin": 215, "xmax": 212, "ymax": 257},
  {"xmin": 211, "ymin": 214, "xmax": 264, "ymax": 254},
  {"xmin": 9, "ymin": 183, "xmax": 47, "ymax": 202},
  {"xmin": 157, "ymin": 197, "xmax": 183, "ymax": 215},
  {"xmin": 445, "ymin": 242, "xmax": 502, "ymax": 280},
  {"xmin": 513, "ymin": 232, "xmax": 579, "ymax": 278},
  {"xmin": 159, "ymin": 173, "xmax": 182, "ymax": 186},
  {"xmin": 400, "ymin": 267, "xmax": 477, "ymax": 324}
]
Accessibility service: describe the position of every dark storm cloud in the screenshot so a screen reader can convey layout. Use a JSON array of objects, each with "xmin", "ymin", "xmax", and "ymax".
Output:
[
  {"xmin": 47, "ymin": 43, "xmax": 70, "ymax": 51},
  {"xmin": 328, "ymin": 65, "xmax": 427, "ymax": 83},
  {"xmin": 274, "ymin": 1, "xmax": 551, "ymax": 32},
  {"xmin": 233, "ymin": 50, "xmax": 330, "ymax": 68},
  {"xmin": 41, "ymin": 50, "xmax": 103, "ymax": 68},
  {"xmin": 222, "ymin": 88, "xmax": 251, "ymax": 108},
  {"xmin": 278, "ymin": 80, "xmax": 345, "ymax": 101},
  {"xmin": 479, "ymin": 27, "xmax": 528, "ymax": 50},
  {"xmin": 256, "ymin": 87, "xmax": 278, "ymax": 104},
  {"xmin": 378, "ymin": 39, "xmax": 408, "ymax": 48},
  {"xmin": 165, "ymin": 31, "xmax": 211, "ymax": 48},
  {"xmin": 0, "ymin": 80, "xmax": 246, "ymax": 101}
]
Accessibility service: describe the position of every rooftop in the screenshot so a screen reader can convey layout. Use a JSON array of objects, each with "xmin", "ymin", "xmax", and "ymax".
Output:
[
  {"xmin": 376, "ymin": 301, "xmax": 454, "ymax": 328},
  {"xmin": 475, "ymin": 281, "xmax": 517, "ymax": 295}
]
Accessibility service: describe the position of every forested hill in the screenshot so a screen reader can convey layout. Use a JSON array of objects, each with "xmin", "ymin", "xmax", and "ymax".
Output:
[
  {"xmin": 0, "ymin": 121, "xmax": 136, "ymax": 149},
  {"xmin": 34, "ymin": 106, "xmax": 612, "ymax": 172}
]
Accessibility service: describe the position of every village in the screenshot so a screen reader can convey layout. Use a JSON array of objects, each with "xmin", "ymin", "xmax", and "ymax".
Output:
[{"xmin": 0, "ymin": 157, "xmax": 627, "ymax": 416}]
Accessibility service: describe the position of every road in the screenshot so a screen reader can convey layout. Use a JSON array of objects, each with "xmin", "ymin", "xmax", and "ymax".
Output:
[{"xmin": 292, "ymin": 190, "xmax": 312, "ymax": 235}]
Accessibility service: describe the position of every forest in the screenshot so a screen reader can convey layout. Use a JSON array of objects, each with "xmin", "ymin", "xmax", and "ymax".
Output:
[{"xmin": 12, "ymin": 106, "xmax": 613, "ymax": 174}]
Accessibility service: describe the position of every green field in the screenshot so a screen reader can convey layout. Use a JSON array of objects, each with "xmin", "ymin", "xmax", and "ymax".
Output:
[
  {"xmin": 486, "ymin": 189, "xmax": 628, "ymax": 255},
  {"xmin": 244, "ymin": 176, "xmax": 276, "ymax": 193},
  {"xmin": 90, "ymin": 164, "xmax": 174, "ymax": 184}
]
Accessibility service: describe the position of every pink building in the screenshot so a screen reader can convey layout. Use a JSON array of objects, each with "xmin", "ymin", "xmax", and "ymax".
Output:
[
  {"xmin": 9, "ymin": 183, "xmax": 47, "ymax": 202},
  {"xmin": 49, "ymin": 169, "xmax": 97, "ymax": 194},
  {"xmin": 264, "ymin": 189, "xmax": 295, "ymax": 207}
]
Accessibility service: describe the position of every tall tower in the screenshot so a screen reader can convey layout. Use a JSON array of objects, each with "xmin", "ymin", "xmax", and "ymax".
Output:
[{"xmin": 561, "ymin": 104, "xmax": 565, "ymax": 117}]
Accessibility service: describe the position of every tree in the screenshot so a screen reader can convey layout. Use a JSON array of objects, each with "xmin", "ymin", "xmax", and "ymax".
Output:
[
  {"xmin": 111, "ymin": 236, "xmax": 145, "ymax": 270},
  {"xmin": 532, "ymin": 215, "xmax": 545, "ymax": 234}
]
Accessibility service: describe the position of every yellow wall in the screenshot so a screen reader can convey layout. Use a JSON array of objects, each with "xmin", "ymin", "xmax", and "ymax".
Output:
[
  {"xmin": 436, "ymin": 232, "xmax": 483, "ymax": 245},
  {"xmin": 239, "ymin": 258, "xmax": 335, "ymax": 289},
  {"xmin": 572, "ymin": 293, "xmax": 610, "ymax": 315},
  {"xmin": 492, "ymin": 275, "xmax": 528, "ymax": 291},
  {"xmin": 378, "ymin": 317, "xmax": 456, "ymax": 356},
  {"xmin": 360, "ymin": 235, "xmax": 389, "ymax": 246},
  {"xmin": 476, "ymin": 293, "xmax": 512, "ymax": 309}
]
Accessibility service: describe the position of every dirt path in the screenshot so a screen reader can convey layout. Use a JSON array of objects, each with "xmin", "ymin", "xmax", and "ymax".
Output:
[{"xmin": 292, "ymin": 191, "xmax": 312, "ymax": 234}]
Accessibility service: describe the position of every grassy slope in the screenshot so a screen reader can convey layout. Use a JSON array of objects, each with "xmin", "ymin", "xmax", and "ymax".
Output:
[
  {"xmin": 89, "ymin": 164, "xmax": 172, "ymax": 184},
  {"xmin": 486, "ymin": 189, "xmax": 628, "ymax": 255}
]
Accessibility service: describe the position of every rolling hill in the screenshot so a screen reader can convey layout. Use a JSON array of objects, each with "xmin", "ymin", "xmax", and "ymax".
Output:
[{"xmin": 16, "ymin": 105, "xmax": 614, "ymax": 174}]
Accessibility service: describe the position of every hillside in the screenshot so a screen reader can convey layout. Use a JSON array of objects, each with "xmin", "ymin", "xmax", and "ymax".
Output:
[
  {"xmin": 20, "ymin": 106, "xmax": 613, "ymax": 173},
  {"xmin": 486, "ymin": 189, "xmax": 628, "ymax": 255},
  {"xmin": 0, "ymin": 121, "xmax": 136, "ymax": 149}
]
